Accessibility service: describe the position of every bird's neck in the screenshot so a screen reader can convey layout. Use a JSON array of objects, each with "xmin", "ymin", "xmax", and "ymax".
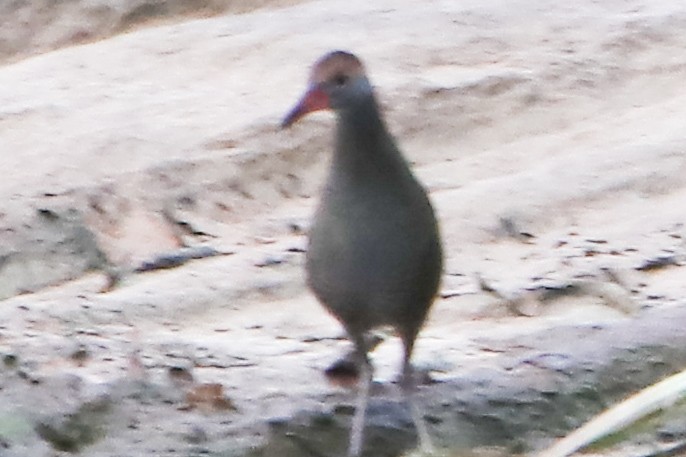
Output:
[{"xmin": 331, "ymin": 96, "xmax": 411, "ymax": 185}]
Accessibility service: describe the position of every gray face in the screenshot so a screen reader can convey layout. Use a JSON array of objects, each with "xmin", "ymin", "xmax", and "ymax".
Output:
[
  {"xmin": 324, "ymin": 74, "xmax": 373, "ymax": 112},
  {"xmin": 282, "ymin": 51, "xmax": 372, "ymax": 127}
]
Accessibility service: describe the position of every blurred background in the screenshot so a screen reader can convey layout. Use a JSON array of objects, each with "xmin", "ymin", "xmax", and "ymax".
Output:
[{"xmin": 1, "ymin": 1, "xmax": 686, "ymax": 456}]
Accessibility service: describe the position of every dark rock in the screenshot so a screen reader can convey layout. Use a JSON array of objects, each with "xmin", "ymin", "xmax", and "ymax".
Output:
[{"xmin": 35, "ymin": 395, "xmax": 112, "ymax": 452}]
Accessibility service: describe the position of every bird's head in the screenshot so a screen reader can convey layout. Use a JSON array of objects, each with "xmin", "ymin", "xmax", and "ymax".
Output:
[{"xmin": 282, "ymin": 50, "xmax": 371, "ymax": 128}]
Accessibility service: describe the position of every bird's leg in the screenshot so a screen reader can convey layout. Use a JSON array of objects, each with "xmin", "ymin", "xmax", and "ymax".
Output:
[
  {"xmin": 401, "ymin": 344, "xmax": 434, "ymax": 455},
  {"xmin": 348, "ymin": 340, "xmax": 372, "ymax": 457}
]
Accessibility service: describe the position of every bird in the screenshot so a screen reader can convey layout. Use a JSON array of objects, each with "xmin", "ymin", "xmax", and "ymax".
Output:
[{"xmin": 282, "ymin": 50, "xmax": 443, "ymax": 457}]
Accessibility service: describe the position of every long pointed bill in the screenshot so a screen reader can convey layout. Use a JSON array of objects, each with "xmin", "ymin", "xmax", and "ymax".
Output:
[{"xmin": 281, "ymin": 85, "xmax": 330, "ymax": 128}]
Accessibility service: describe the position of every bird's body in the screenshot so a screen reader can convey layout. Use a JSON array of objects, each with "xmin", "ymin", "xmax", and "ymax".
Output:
[
  {"xmin": 282, "ymin": 51, "xmax": 442, "ymax": 457},
  {"xmin": 307, "ymin": 94, "xmax": 441, "ymax": 345}
]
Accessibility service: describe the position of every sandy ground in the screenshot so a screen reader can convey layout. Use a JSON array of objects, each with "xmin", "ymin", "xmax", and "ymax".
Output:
[
  {"xmin": 0, "ymin": 0, "xmax": 306, "ymax": 65},
  {"xmin": 1, "ymin": 0, "xmax": 686, "ymax": 455}
]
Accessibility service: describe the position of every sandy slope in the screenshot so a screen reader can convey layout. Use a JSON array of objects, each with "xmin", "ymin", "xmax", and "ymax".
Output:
[
  {"xmin": 0, "ymin": 0, "xmax": 306, "ymax": 64},
  {"xmin": 1, "ymin": 0, "xmax": 686, "ymax": 455}
]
